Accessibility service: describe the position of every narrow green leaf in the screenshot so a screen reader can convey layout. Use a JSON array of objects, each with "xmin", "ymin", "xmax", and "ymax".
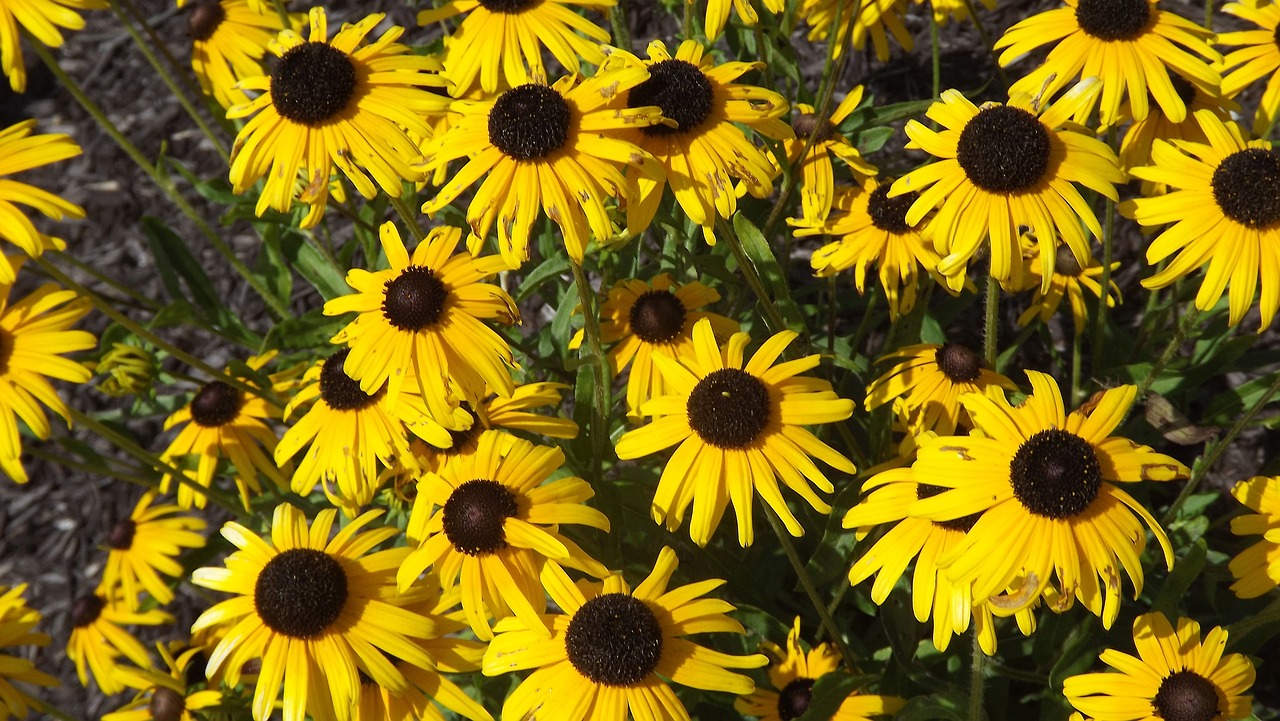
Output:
[
  {"xmin": 732, "ymin": 213, "xmax": 805, "ymax": 330},
  {"xmin": 796, "ymin": 672, "xmax": 876, "ymax": 721},
  {"xmin": 1152, "ymin": 539, "xmax": 1207, "ymax": 618}
]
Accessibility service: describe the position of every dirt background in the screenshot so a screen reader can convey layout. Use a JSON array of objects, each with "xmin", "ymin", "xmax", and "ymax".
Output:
[{"xmin": 0, "ymin": 0, "xmax": 1276, "ymax": 718}]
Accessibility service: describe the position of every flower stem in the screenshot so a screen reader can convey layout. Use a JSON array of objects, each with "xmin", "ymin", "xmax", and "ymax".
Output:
[
  {"xmin": 983, "ymin": 272, "xmax": 999, "ymax": 368},
  {"xmin": 763, "ymin": 504, "xmax": 860, "ymax": 672},
  {"xmin": 969, "ymin": 629, "xmax": 987, "ymax": 721},
  {"xmin": 1134, "ymin": 308, "xmax": 1201, "ymax": 401},
  {"xmin": 609, "ymin": 2, "xmax": 632, "ymax": 52},
  {"xmin": 930, "ymin": 11, "xmax": 941, "ymax": 99},
  {"xmin": 1161, "ymin": 371, "xmax": 1280, "ymax": 526},
  {"xmin": 570, "ymin": 260, "xmax": 613, "ymax": 476},
  {"xmin": 33, "ymin": 700, "xmax": 82, "ymax": 721},
  {"xmin": 110, "ymin": 0, "xmax": 231, "ymax": 159},
  {"xmin": 36, "ymin": 258, "xmax": 282, "ymax": 407},
  {"xmin": 391, "ymin": 193, "xmax": 427, "ymax": 240},
  {"xmin": 27, "ymin": 36, "xmax": 292, "ymax": 320},
  {"xmin": 719, "ymin": 218, "xmax": 789, "ymax": 333},
  {"xmin": 1227, "ymin": 595, "xmax": 1280, "ymax": 638},
  {"xmin": 1091, "ymin": 131, "xmax": 1118, "ymax": 373}
]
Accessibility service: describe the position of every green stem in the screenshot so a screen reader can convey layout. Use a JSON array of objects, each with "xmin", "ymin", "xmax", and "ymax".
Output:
[
  {"xmin": 1091, "ymin": 131, "xmax": 1118, "ymax": 373},
  {"xmin": 983, "ymin": 272, "xmax": 999, "ymax": 369},
  {"xmin": 719, "ymin": 219, "xmax": 789, "ymax": 333},
  {"xmin": 29, "ymin": 443, "xmax": 158, "ymax": 490},
  {"xmin": 391, "ymin": 193, "xmax": 427, "ymax": 240},
  {"xmin": 1134, "ymin": 308, "xmax": 1201, "ymax": 401},
  {"xmin": 959, "ymin": 0, "xmax": 1010, "ymax": 90},
  {"xmin": 1204, "ymin": 0, "xmax": 1214, "ymax": 30},
  {"xmin": 36, "ymin": 259, "xmax": 282, "ymax": 406},
  {"xmin": 1070, "ymin": 326, "xmax": 1083, "ymax": 406},
  {"xmin": 569, "ymin": 261, "xmax": 613, "ymax": 476},
  {"xmin": 48, "ymin": 251, "xmax": 161, "ymax": 311},
  {"xmin": 28, "ymin": 37, "xmax": 292, "ymax": 320},
  {"xmin": 969, "ymin": 629, "xmax": 987, "ymax": 721},
  {"xmin": 111, "ymin": 0, "xmax": 232, "ymax": 156},
  {"xmin": 67, "ymin": 407, "xmax": 247, "ymax": 519},
  {"xmin": 32, "ymin": 700, "xmax": 82, "ymax": 721},
  {"xmin": 609, "ymin": 2, "xmax": 632, "ymax": 52},
  {"xmin": 682, "ymin": 0, "xmax": 694, "ymax": 39},
  {"xmin": 763, "ymin": 505, "xmax": 860, "ymax": 672},
  {"xmin": 930, "ymin": 10, "xmax": 941, "ymax": 99},
  {"xmin": 270, "ymin": 0, "xmax": 292, "ymax": 29},
  {"xmin": 1227, "ymin": 596, "xmax": 1280, "ymax": 638},
  {"xmin": 1161, "ymin": 371, "xmax": 1280, "ymax": 526}
]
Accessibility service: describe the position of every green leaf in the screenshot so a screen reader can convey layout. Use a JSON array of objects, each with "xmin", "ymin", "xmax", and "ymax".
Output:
[
  {"xmin": 796, "ymin": 672, "xmax": 877, "ymax": 721},
  {"xmin": 141, "ymin": 218, "xmax": 258, "ymax": 347},
  {"xmin": 838, "ymin": 97, "xmax": 936, "ymax": 135},
  {"xmin": 856, "ymin": 126, "xmax": 895, "ymax": 154},
  {"xmin": 254, "ymin": 224, "xmax": 295, "ymax": 310},
  {"xmin": 514, "ymin": 255, "xmax": 570, "ymax": 303},
  {"xmin": 277, "ymin": 231, "xmax": 350, "ymax": 301},
  {"xmin": 263, "ymin": 309, "xmax": 347, "ymax": 352},
  {"xmin": 1152, "ymin": 539, "xmax": 1207, "ymax": 618},
  {"xmin": 732, "ymin": 213, "xmax": 806, "ymax": 331},
  {"xmin": 895, "ymin": 692, "xmax": 972, "ymax": 721}
]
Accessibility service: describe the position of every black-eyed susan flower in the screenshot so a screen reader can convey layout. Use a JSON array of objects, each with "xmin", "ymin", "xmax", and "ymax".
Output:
[
  {"xmin": 864, "ymin": 342, "xmax": 1017, "ymax": 436},
  {"xmin": 914, "ymin": 0, "xmax": 995, "ymax": 26},
  {"xmin": 186, "ymin": 0, "xmax": 295, "ymax": 110},
  {"xmin": 618, "ymin": 39, "xmax": 792, "ymax": 245},
  {"xmin": 615, "ymin": 318, "xmax": 856, "ymax": 547},
  {"xmin": 704, "ymin": 0, "xmax": 785, "ymax": 40},
  {"xmin": 892, "ymin": 82, "xmax": 1124, "ymax": 293},
  {"xmin": 421, "ymin": 55, "xmax": 664, "ymax": 267},
  {"xmin": 483, "ymin": 547, "xmax": 768, "ymax": 720},
  {"xmin": 1227, "ymin": 475, "xmax": 1280, "ymax": 598},
  {"xmin": 159, "ymin": 358, "xmax": 286, "ymax": 510},
  {"xmin": 227, "ymin": 8, "xmax": 449, "ymax": 226},
  {"xmin": 1220, "ymin": 0, "xmax": 1280, "ymax": 137},
  {"xmin": 191, "ymin": 503, "xmax": 441, "ymax": 721},
  {"xmin": 785, "ymin": 89, "xmax": 879, "ymax": 224},
  {"xmin": 1063, "ymin": 612, "xmax": 1255, "ymax": 721},
  {"xmin": 909, "ymin": 372, "xmax": 1189, "ymax": 626},
  {"xmin": 102, "ymin": 492, "xmax": 206, "ymax": 609},
  {"xmin": 0, "ymin": 260, "xmax": 94, "ymax": 484},
  {"xmin": 324, "ymin": 222, "xmax": 518, "ymax": 422},
  {"xmin": 274, "ymin": 349, "xmax": 466, "ymax": 514},
  {"xmin": 353, "ymin": 580, "xmax": 491, "ymax": 721},
  {"xmin": 1015, "ymin": 238, "xmax": 1120, "ymax": 336},
  {"xmin": 794, "ymin": 179, "xmax": 944, "ymax": 320},
  {"xmin": 843, "ymin": 468, "xmax": 1036, "ymax": 654},
  {"xmin": 105, "ymin": 643, "xmax": 222, "ymax": 721},
  {"xmin": 397, "ymin": 431, "xmax": 610, "ymax": 640},
  {"xmin": 67, "ymin": 591, "xmax": 171, "ymax": 695},
  {"xmin": 994, "ymin": 0, "xmax": 1220, "ymax": 127},
  {"xmin": 0, "ymin": 585, "xmax": 57, "ymax": 719},
  {"xmin": 0, "ymin": 121, "xmax": 85, "ymax": 278},
  {"xmin": 1124, "ymin": 112, "xmax": 1280, "ymax": 329},
  {"xmin": 0, "ymin": 0, "xmax": 103, "ymax": 92},
  {"xmin": 571, "ymin": 274, "xmax": 739, "ymax": 420},
  {"xmin": 420, "ymin": 0, "xmax": 613, "ymax": 95},
  {"xmin": 1117, "ymin": 74, "xmax": 1237, "ymax": 173},
  {"xmin": 799, "ymin": 0, "xmax": 913, "ymax": 63},
  {"xmin": 736, "ymin": 618, "xmax": 905, "ymax": 721}
]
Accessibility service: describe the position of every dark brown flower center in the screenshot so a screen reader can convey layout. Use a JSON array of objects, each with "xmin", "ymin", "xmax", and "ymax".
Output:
[
  {"xmin": 867, "ymin": 182, "xmax": 916, "ymax": 234},
  {"xmin": 271, "ymin": 42, "xmax": 358, "ymax": 126},
  {"xmin": 108, "ymin": 519, "xmax": 137, "ymax": 550},
  {"xmin": 1009, "ymin": 428, "xmax": 1102, "ymax": 518},
  {"xmin": 935, "ymin": 343, "xmax": 981, "ymax": 383},
  {"xmin": 792, "ymin": 112, "xmax": 833, "ymax": 142},
  {"xmin": 0, "ymin": 330, "xmax": 11, "ymax": 375},
  {"xmin": 686, "ymin": 368, "xmax": 772, "ymax": 449},
  {"xmin": 149, "ymin": 687, "xmax": 186, "ymax": 721},
  {"xmin": 476, "ymin": 0, "xmax": 539, "ymax": 11},
  {"xmin": 1211, "ymin": 148, "xmax": 1280, "ymax": 228},
  {"xmin": 254, "ymin": 548, "xmax": 349, "ymax": 638},
  {"xmin": 1054, "ymin": 244, "xmax": 1085, "ymax": 277},
  {"xmin": 442, "ymin": 403, "xmax": 481, "ymax": 455},
  {"xmin": 190, "ymin": 380, "xmax": 243, "ymax": 427},
  {"xmin": 187, "ymin": 0, "xmax": 226, "ymax": 41},
  {"xmin": 565, "ymin": 594, "xmax": 663, "ymax": 686},
  {"xmin": 488, "ymin": 84, "xmax": 572, "ymax": 161},
  {"xmin": 1169, "ymin": 74, "xmax": 1198, "ymax": 108},
  {"xmin": 1152, "ymin": 670, "xmax": 1220, "ymax": 721},
  {"xmin": 320, "ymin": 349, "xmax": 382, "ymax": 411},
  {"xmin": 1075, "ymin": 0, "xmax": 1151, "ymax": 41},
  {"xmin": 629, "ymin": 59, "xmax": 714, "ymax": 137},
  {"xmin": 918, "ymin": 483, "xmax": 983, "ymax": 531},
  {"xmin": 71, "ymin": 594, "xmax": 105, "ymax": 628},
  {"xmin": 956, "ymin": 105, "xmax": 1052, "ymax": 193},
  {"xmin": 777, "ymin": 678, "xmax": 816, "ymax": 721},
  {"xmin": 441, "ymin": 479, "xmax": 518, "ymax": 555},
  {"xmin": 383, "ymin": 266, "xmax": 449, "ymax": 331},
  {"xmin": 629, "ymin": 290, "xmax": 687, "ymax": 344}
]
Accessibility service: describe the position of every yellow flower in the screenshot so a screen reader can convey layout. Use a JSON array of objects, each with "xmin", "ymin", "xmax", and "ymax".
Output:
[
  {"xmin": 1064, "ymin": 613, "xmax": 1255, "ymax": 721},
  {"xmin": 994, "ymin": 0, "xmax": 1220, "ymax": 127},
  {"xmin": 704, "ymin": 0, "xmax": 785, "ymax": 40},
  {"xmin": 1219, "ymin": 0, "xmax": 1280, "ymax": 137},
  {"xmin": 102, "ymin": 492, "xmax": 207, "ymax": 608},
  {"xmin": 420, "ymin": 54, "xmax": 664, "ymax": 267},
  {"xmin": 0, "ymin": 584, "xmax": 57, "ymax": 720},
  {"xmin": 228, "ymin": 8, "xmax": 449, "ymax": 226},
  {"xmin": 1015, "ymin": 238, "xmax": 1120, "ymax": 336},
  {"xmin": 798, "ymin": 0, "xmax": 913, "ymax": 62},
  {"xmin": 0, "ymin": 0, "xmax": 104, "ymax": 92},
  {"xmin": 616, "ymin": 318, "xmax": 855, "ymax": 547},
  {"xmin": 864, "ymin": 342, "xmax": 1017, "ymax": 436},
  {"xmin": 893, "ymin": 81, "xmax": 1124, "ymax": 293},
  {"xmin": 736, "ymin": 618, "xmax": 905, "ymax": 721},
  {"xmin": 67, "ymin": 591, "xmax": 171, "ymax": 695},
  {"xmin": 483, "ymin": 547, "xmax": 767, "ymax": 721},
  {"xmin": 186, "ymin": 0, "xmax": 297, "ymax": 110},
  {"xmin": 784, "ymin": 88, "xmax": 879, "ymax": 224},
  {"xmin": 1227, "ymin": 475, "xmax": 1280, "ymax": 598},
  {"xmin": 0, "ymin": 121, "xmax": 85, "ymax": 278},
  {"xmin": 908, "ymin": 372, "xmax": 1189, "ymax": 627},
  {"xmin": 617, "ymin": 39, "xmax": 792, "ymax": 245},
  {"xmin": 103, "ymin": 643, "xmax": 222, "ymax": 721}
]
